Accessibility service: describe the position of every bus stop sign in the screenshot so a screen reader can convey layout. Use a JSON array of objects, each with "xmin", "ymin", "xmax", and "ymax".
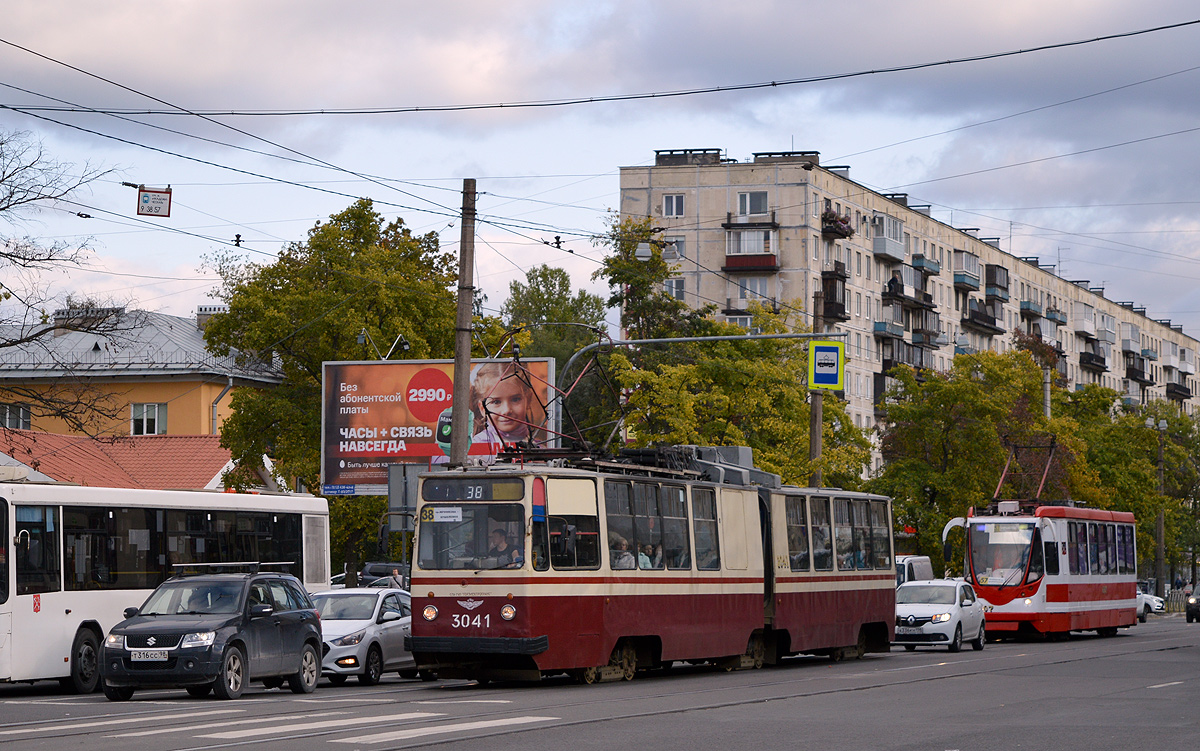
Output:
[{"xmin": 807, "ymin": 340, "xmax": 845, "ymax": 391}]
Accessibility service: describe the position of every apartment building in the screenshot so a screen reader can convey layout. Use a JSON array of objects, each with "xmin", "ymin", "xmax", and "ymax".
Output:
[{"xmin": 620, "ymin": 149, "xmax": 1200, "ymax": 437}]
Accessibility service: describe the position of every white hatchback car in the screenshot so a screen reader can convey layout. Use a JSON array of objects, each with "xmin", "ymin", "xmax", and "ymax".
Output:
[
  {"xmin": 311, "ymin": 588, "xmax": 419, "ymax": 684},
  {"xmin": 894, "ymin": 579, "xmax": 986, "ymax": 652}
]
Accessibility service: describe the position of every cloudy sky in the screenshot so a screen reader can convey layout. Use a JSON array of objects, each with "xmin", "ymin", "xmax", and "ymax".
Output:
[{"xmin": 4, "ymin": 1, "xmax": 1200, "ymax": 335}]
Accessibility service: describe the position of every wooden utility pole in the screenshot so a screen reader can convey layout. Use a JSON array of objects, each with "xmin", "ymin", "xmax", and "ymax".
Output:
[
  {"xmin": 449, "ymin": 178, "xmax": 477, "ymax": 465},
  {"xmin": 809, "ymin": 289, "xmax": 824, "ymax": 487}
]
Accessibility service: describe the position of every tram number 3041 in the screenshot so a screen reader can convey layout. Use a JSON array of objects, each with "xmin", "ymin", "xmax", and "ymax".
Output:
[{"xmin": 452, "ymin": 614, "xmax": 491, "ymax": 628}]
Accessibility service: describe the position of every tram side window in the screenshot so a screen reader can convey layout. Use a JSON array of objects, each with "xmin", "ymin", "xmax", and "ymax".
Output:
[
  {"xmin": 851, "ymin": 500, "xmax": 872, "ymax": 570},
  {"xmin": 660, "ymin": 485, "xmax": 691, "ymax": 570},
  {"xmin": 1122, "ymin": 524, "xmax": 1136, "ymax": 575},
  {"xmin": 15, "ymin": 505, "xmax": 61, "ymax": 595},
  {"xmin": 1106, "ymin": 524, "xmax": 1117, "ymax": 575},
  {"xmin": 1115, "ymin": 525, "xmax": 1127, "ymax": 575},
  {"xmin": 810, "ymin": 497, "xmax": 833, "ymax": 571},
  {"xmin": 0, "ymin": 499, "xmax": 7, "ymax": 605},
  {"xmin": 634, "ymin": 483, "xmax": 665, "ymax": 570},
  {"xmin": 605, "ymin": 481, "xmax": 637, "ymax": 570},
  {"xmin": 692, "ymin": 487, "xmax": 721, "ymax": 571},
  {"xmin": 1073, "ymin": 522, "xmax": 1089, "ymax": 575},
  {"xmin": 1096, "ymin": 524, "xmax": 1109, "ymax": 575},
  {"xmin": 785, "ymin": 496, "xmax": 809, "ymax": 572},
  {"xmin": 1026, "ymin": 528, "xmax": 1045, "ymax": 584},
  {"xmin": 1088, "ymin": 523, "xmax": 1100, "ymax": 574},
  {"xmin": 1043, "ymin": 536, "xmax": 1060, "ymax": 576},
  {"xmin": 1067, "ymin": 522, "xmax": 1079, "ymax": 574},
  {"xmin": 870, "ymin": 500, "xmax": 892, "ymax": 570},
  {"xmin": 833, "ymin": 499, "xmax": 855, "ymax": 571}
]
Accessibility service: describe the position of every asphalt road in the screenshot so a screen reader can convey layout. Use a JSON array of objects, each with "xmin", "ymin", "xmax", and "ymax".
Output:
[{"xmin": 1, "ymin": 615, "xmax": 1196, "ymax": 751}]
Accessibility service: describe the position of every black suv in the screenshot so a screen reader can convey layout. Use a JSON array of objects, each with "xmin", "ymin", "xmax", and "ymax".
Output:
[{"xmin": 100, "ymin": 572, "xmax": 322, "ymax": 700}]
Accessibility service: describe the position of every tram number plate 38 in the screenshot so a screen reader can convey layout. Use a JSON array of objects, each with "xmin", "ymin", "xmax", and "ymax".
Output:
[{"xmin": 130, "ymin": 650, "xmax": 169, "ymax": 661}]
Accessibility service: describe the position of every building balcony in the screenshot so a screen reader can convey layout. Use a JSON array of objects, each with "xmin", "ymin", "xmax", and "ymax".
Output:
[
  {"xmin": 1163, "ymin": 353, "xmax": 1180, "ymax": 370},
  {"xmin": 1126, "ymin": 365, "xmax": 1154, "ymax": 385},
  {"xmin": 722, "ymin": 211, "xmax": 778, "ymax": 229},
  {"xmin": 985, "ymin": 286, "xmax": 1010, "ymax": 303},
  {"xmin": 873, "ymin": 320, "xmax": 904, "ymax": 339},
  {"xmin": 1098, "ymin": 327, "xmax": 1117, "ymax": 345},
  {"xmin": 911, "ymin": 331, "xmax": 944, "ymax": 348},
  {"xmin": 1167, "ymin": 382, "xmax": 1193, "ymax": 401},
  {"xmin": 962, "ymin": 309, "xmax": 1005, "ymax": 335},
  {"xmin": 820, "ymin": 211, "xmax": 854, "ymax": 239},
  {"xmin": 1073, "ymin": 316, "xmax": 1096, "ymax": 338},
  {"xmin": 721, "ymin": 253, "xmax": 779, "ymax": 273},
  {"xmin": 955, "ymin": 343, "xmax": 979, "ymax": 356},
  {"xmin": 1080, "ymin": 351, "xmax": 1108, "ymax": 372},
  {"xmin": 821, "ymin": 260, "xmax": 850, "ymax": 280},
  {"xmin": 1045, "ymin": 308, "xmax": 1068, "ymax": 326},
  {"xmin": 1181, "ymin": 357, "xmax": 1196, "ymax": 375},
  {"xmin": 1121, "ymin": 338, "xmax": 1139, "ymax": 354},
  {"xmin": 1020, "ymin": 300, "xmax": 1043, "ymax": 319},
  {"xmin": 953, "ymin": 271, "xmax": 980, "ymax": 291},
  {"xmin": 822, "ymin": 300, "xmax": 851, "ymax": 322},
  {"xmin": 873, "ymin": 234, "xmax": 905, "ymax": 263},
  {"xmin": 912, "ymin": 254, "xmax": 941, "ymax": 275},
  {"xmin": 1142, "ymin": 348, "xmax": 1158, "ymax": 361}
]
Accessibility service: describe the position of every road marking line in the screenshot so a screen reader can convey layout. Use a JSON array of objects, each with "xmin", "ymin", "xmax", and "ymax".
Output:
[
  {"xmin": 1148, "ymin": 681, "xmax": 1183, "ymax": 689},
  {"xmin": 106, "ymin": 711, "xmax": 347, "ymax": 738},
  {"xmin": 416, "ymin": 700, "xmax": 513, "ymax": 704},
  {"xmin": 331, "ymin": 716, "xmax": 559, "ymax": 744},
  {"xmin": 0, "ymin": 709, "xmax": 243, "ymax": 736},
  {"xmin": 196, "ymin": 712, "xmax": 442, "ymax": 739},
  {"xmin": 295, "ymin": 698, "xmax": 391, "ymax": 704}
]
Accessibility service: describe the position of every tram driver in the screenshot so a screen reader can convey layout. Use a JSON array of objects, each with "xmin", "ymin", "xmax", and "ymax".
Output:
[{"xmin": 485, "ymin": 528, "xmax": 524, "ymax": 568}]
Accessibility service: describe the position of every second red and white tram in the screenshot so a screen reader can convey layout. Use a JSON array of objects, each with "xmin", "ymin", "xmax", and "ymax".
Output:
[
  {"xmin": 945, "ymin": 502, "xmax": 1138, "ymax": 638},
  {"xmin": 408, "ymin": 447, "xmax": 896, "ymax": 682}
]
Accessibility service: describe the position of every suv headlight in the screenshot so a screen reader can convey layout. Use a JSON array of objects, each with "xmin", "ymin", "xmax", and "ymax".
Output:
[
  {"xmin": 105, "ymin": 634, "xmax": 125, "ymax": 649},
  {"xmin": 333, "ymin": 630, "xmax": 365, "ymax": 647},
  {"xmin": 181, "ymin": 631, "xmax": 216, "ymax": 648},
  {"xmin": 931, "ymin": 613, "xmax": 952, "ymax": 623},
  {"xmin": 1189, "ymin": 596, "xmax": 1196, "ymax": 605}
]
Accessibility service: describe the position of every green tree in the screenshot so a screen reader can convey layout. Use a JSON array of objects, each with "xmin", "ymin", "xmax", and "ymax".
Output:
[{"xmin": 204, "ymin": 199, "xmax": 457, "ymax": 568}]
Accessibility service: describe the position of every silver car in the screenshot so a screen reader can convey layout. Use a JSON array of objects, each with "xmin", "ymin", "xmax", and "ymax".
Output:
[{"xmin": 311, "ymin": 588, "xmax": 416, "ymax": 685}]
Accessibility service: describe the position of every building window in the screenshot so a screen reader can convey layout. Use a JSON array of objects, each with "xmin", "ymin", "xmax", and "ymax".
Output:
[
  {"xmin": 131, "ymin": 403, "xmax": 167, "ymax": 435},
  {"xmin": 738, "ymin": 191, "xmax": 768, "ymax": 216},
  {"xmin": 727, "ymin": 230, "xmax": 772, "ymax": 254},
  {"xmin": 663, "ymin": 194, "xmax": 684, "ymax": 217},
  {"xmin": 662, "ymin": 237, "xmax": 684, "ymax": 260},
  {"xmin": 739, "ymin": 276, "xmax": 769, "ymax": 302},
  {"xmin": 726, "ymin": 315, "xmax": 754, "ymax": 329},
  {"xmin": 665, "ymin": 278, "xmax": 685, "ymax": 300},
  {"xmin": 0, "ymin": 403, "xmax": 31, "ymax": 430}
]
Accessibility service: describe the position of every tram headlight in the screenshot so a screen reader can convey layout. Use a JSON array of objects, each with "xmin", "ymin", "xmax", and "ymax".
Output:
[
  {"xmin": 500, "ymin": 604, "xmax": 516, "ymax": 621},
  {"xmin": 180, "ymin": 631, "xmax": 216, "ymax": 648},
  {"xmin": 422, "ymin": 605, "xmax": 439, "ymax": 621},
  {"xmin": 105, "ymin": 634, "xmax": 124, "ymax": 649},
  {"xmin": 930, "ymin": 613, "xmax": 952, "ymax": 623},
  {"xmin": 1024, "ymin": 598, "xmax": 1033, "ymax": 606}
]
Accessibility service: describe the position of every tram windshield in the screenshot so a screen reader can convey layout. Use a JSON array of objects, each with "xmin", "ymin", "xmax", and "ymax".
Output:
[
  {"xmin": 968, "ymin": 521, "xmax": 1036, "ymax": 587},
  {"xmin": 417, "ymin": 503, "xmax": 525, "ymax": 570}
]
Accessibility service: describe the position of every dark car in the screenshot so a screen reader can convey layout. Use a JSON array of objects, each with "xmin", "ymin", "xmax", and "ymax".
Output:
[
  {"xmin": 359, "ymin": 562, "xmax": 408, "ymax": 587},
  {"xmin": 100, "ymin": 572, "xmax": 322, "ymax": 701},
  {"xmin": 1187, "ymin": 592, "xmax": 1200, "ymax": 623}
]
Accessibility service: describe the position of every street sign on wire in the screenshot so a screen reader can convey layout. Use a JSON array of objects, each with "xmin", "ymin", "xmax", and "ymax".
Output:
[
  {"xmin": 807, "ymin": 340, "xmax": 845, "ymax": 391},
  {"xmin": 136, "ymin": 186, "xmax": 172, "ymax": 217}
]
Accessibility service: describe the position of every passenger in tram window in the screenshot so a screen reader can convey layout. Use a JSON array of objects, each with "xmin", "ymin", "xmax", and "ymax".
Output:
[{"xmin": 611, "ymin": 537, "xmax": 636, "ymax": 570}]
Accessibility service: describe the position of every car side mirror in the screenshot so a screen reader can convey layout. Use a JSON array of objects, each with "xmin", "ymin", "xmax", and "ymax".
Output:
[
  {"xmin": 123, "ymin": 606, "xmax": 140, "ymax": 619},
  {"xmin": 249, "ymin": 603, "xmax": 274, "ymax": 618},
  {"xmin": 962, "ymin": 599, "xmax": 974, "ymax": 607},
  {"xmin": 379, "ymin": 610, "xmax": 401, "ymax": 623}
]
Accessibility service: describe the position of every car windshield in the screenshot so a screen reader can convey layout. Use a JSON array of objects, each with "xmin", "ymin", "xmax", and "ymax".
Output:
[
  {"xmin": 312, "ymin": 593, "xmax": 378, "ymax": 620},
  {"xmin": 141, "ymin": 580, "xmax": 243, "ymax": 615},
  {"xmin": 896, "ymin": 585, "xmax": 957, "ymax": 605},
  {"xmin": 968, "ymin": 521, "xmax": 1035, "ymax": 587}
]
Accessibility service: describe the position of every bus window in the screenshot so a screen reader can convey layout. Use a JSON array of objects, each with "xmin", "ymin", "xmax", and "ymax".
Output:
[
  {"xmin": 692, "ymin": 487, "xmax": 720, "ymax": 571},
  {"xmin": 65, "ymin": 507, "xmax": 158, "ymax": 591},
  {"xmin": 0, "ymin": 498, "xmax": 7, "ymax": 605},
  {"xmin": 1088, "ymin": 523, "xmax": 1100, "ymax": 574},
  {"xmin": 605, "ymin": 481, "xmax": 636, "ymax": 570},
  {"xmin": 785, "ymin": 496, "xmax": 809, "ymax": 572},
  {"xmin": 660, "ymin": 485, "xmax": 690, "ymax": 570},
  {"xmin": 16, "ymin": 505, "xmax": 60, "ymax": 595},
  {"xmin": 833, "ymin": 499, "xmax": 855, "ymax": 571},
  {"xmin": 810, "ymin": 497, "xmax": 833, "ymax": 571},
  {"xmin": 634, "ymin": 483, "xmax": 664, "ymax": 570},
  {"xmin": 870, "ymin": 500, "xmax": 892, "ymax": 570}
]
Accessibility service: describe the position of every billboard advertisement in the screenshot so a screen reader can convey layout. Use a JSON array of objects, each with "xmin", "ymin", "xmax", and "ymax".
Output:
[{"xmin": 321, "ymin": 358, "xmax": 554, "ymax": 496}]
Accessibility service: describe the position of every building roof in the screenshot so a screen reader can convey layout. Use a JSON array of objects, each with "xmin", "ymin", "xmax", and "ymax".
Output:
[
  {"xmin": 0, "ymin": 430, "xmax": 236, "ymax": 489},
  {"xmin": 0, "ymin": 308, "xmax": 281, "ymax": 385}
]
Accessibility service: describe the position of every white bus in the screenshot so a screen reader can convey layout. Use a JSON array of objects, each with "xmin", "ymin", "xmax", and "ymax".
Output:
[{"xmin": 0, "ymin": 482, "xmax": 330, "ymax": 692}]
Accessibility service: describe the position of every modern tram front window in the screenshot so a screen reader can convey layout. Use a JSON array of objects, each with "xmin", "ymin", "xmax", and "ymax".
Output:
[
  {"xmin": 417, "ymin": 503, "xmax": 525, "ymax": 570},
  {"xmin": 969, "ymin": 522, "xmax": 1035, "ymax": 587}
]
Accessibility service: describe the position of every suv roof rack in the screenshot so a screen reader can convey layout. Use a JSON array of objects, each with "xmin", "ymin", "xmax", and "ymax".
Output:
[{"xmin": 170, "ymin": 561, "xmax": 295, "ymax": 576}]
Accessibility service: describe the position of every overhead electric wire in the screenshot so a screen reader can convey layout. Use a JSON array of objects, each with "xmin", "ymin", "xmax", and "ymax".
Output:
[{"xmin": 4, "ymin": 20, "xmax": 1197, "ymax": 117}]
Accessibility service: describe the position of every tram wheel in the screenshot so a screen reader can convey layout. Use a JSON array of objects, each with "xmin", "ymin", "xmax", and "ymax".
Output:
[
  {"xmin": 852, "ymin": 630, "xmax": 867, "ymax": 660},
  {"xmin": 574, "ymin": 667, "xmax": 601, "ymax": 685},
  {"xmin": 1097, "ymin": 627, "xmax": 1118, "ymax": 638},
  {"xmin": 615, "ymin": 642, "xmax": 637, "ymax": 681}
]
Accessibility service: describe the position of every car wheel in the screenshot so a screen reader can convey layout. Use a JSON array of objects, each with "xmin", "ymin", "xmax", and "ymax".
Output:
[
  {"xmin": 972, "ymin": 623, "xmax": 985, "ymax": 651},
  {"xmin": 186, "ymin": 684, "xmax": 212, "ymax": 698},
  {"xmin": 288, "ymin": 644, "xmax": 319, "ymax": 694},
  {"xmin": 103, "ymin": 683, "xmax": 134, "ymax": 702},
  {"xmin": 948, "ymin": 624, "xmax": 962, "ymax": 653},
  {"xmin": 1139, "ymin": 607, "xmax": 1148, "ymax": 624},
  {"xmin": 61, "ymin": 629, "xmax": 101, "ymax": 694},
  {"xmin": 213, "ymin": 645, "xmax": 245, "ymax": 700},
  {"xmin": 328, "ymin": 674, "xmax": 348, "ymax": 685},
  {"xmin": 262, "ymin": 677, "xmax": 284, "ymax": 689},
  {"xmin": 398, "ymin": 669, "xmax": 418, "ymax": 680},
  {"xmin": 419, "ymin": 670, "xmax": 438, "ymax": 682},
  {"xmin": 358, "ymin": 646, "xmax": 383, "ymax": 686},
  {"xmin": 903, "ymin": 645, "xmax": 916, "ymax": 652},
  {"xmin": 1188, "ymin": 613, "xmax": 1195, "ymax": 624}
]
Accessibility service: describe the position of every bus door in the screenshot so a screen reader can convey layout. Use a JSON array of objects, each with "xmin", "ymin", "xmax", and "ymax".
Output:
[
  {"xmin": 0, "ymin": 497, "xmax": 10, "ymax": 680},
  {"xmin": 11, "ymin": 505, "xmax": 68, "ymax": 681}
]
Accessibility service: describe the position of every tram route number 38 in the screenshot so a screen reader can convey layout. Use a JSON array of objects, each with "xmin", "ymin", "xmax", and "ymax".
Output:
[{"xmin": 452, "ymin": 614, "xmax": 491, "ymax": 628}]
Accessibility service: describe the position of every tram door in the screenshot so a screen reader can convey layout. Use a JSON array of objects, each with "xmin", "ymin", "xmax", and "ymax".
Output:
[{"xmin": 758, "ymin": 489, "xmax": 774, "ymax": 617}]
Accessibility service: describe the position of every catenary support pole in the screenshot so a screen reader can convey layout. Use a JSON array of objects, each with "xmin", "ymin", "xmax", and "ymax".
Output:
[{"xmin": 450, "ymin": 178, "xmax": 476, "ymax": 465}]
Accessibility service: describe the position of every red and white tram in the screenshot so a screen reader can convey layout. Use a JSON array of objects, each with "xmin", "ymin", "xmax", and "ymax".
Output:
[
  {"xmin": 408, "ymin": 447, "xmax": 896, "ymax": 682},
  {"xmin": 945, "ymin": 501, "xmax": 1138, "ymax": 638}
]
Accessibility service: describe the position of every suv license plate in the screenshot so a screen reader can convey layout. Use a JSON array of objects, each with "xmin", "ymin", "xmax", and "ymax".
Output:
[{"xmin": 131, "ymin": 650, "xmax": 169, "ymax": 661}]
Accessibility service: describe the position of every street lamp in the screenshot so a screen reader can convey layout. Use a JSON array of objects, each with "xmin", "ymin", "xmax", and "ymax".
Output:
[{"xmin": 1146, "ymin": 417, "xmax": 1167, "ymax": 598}]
